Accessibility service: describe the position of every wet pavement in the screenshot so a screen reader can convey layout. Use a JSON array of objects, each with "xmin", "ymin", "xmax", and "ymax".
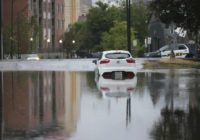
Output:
[{"xmin": 1, "ymin": 59, "xmax": 200, "ymax": 140}]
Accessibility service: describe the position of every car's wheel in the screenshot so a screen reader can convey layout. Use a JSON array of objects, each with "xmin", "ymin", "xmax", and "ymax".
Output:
[{"xmin": 185, "ymin": 53, "xmax": 194, "ymax": 58}]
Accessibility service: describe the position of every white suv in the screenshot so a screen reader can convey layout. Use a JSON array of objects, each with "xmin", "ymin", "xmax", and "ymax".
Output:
[
  {"xmin": 93, "ymin": 50, "xmax": 136, "ymax": 80},
  {"xmin": 160, "ymin": 44, "xmax": 189, "ymax": 58}
]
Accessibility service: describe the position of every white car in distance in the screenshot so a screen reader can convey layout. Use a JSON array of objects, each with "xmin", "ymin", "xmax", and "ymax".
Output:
[
  {"xmin": 26, "ymin": 54, "xmax": 40, "ymax": 61},
  {"xmin": 93, "ymin": 50, "xmax": 136, "ymax": 80}
]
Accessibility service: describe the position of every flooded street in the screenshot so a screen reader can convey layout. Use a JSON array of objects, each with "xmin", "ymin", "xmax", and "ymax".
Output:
[{"xmin": 1, "ymin": 67, "xmax": 200, "ymax": 140}]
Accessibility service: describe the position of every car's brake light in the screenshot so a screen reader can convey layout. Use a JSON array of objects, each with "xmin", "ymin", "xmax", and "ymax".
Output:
[
  {"xmin": 100, "ymin": 59, "xmax": 110, "ymax": 64},
  {"xmin": 126, "ymin": 72, "xmax": 135, "ymax": 79},
  {"xmin": 100, "ymin": 87, "xmax": 110, "ymax": 91},
  {"xmin": 126, "ymin": 58, "xmax": 135, "ymax": 63},
  {"xmin": 102, "ymin": 72, "xmax": 112, "ymax": 79},
  {"xmin": 127, "ymin": 87, "xmax": 135, "ymax": 92}
]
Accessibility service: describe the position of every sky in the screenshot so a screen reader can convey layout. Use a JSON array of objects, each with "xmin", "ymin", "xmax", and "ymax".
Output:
[{"xmin": 92, "ymin": 0, "xmax": 117, "ymax": 6}]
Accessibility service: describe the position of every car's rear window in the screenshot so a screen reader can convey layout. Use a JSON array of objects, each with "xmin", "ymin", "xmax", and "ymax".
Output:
[{"xmin": 105, "ymin": 53, "xmax": 130, "ymax": 59}]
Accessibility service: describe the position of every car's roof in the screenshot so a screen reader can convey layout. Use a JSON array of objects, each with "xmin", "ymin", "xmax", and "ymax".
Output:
[{"xmin": 102, "ymin": 50, "xmax": 130, "ymax": 54}]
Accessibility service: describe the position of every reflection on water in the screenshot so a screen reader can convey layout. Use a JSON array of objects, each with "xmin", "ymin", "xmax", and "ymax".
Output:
[
  {"xmin": 95, "ymin": 75, "xmax": 137, "ymax": 127},
  {"xmin": 95, "ymin": 75, "xmax": 137, "ymax": 99},
  {"xmin": 148, "ymin": 69, "xmax": 200, "ymax": 140},
  {"xmin": 0, "ymin": 69, "xmax": 200, "ymax": 140},
  {"xmin": 1, "ymin": 71, "xmax": 81, "ymax": 139}
]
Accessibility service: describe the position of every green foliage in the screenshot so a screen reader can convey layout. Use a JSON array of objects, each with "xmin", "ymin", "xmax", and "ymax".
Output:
[
  {"xmin": 3, "ymin": 27, "xmax": 13, "ymax": 54},
  {"xmin": 63, "ymin": 26, "xmax": 76, "ymax": 54},
  {"xmin": 3, "ymin": 15, "xmax": 41, "ymax": 56},
  {"xmin": 100, "ymin": 21, "xmax": 136, "ymax": 51},
  {"xmin": 86, "ymin": 1, "xmax": 123, "ymax": 48},
  {"xmin": 63, "ymin": 1, "xmax": 149, "ymax": 57},
  {"xmin": 133, "ymin": 45, "xmax": 145, "ymax": 57},
  {"xmin": 29, "ymin": 16, "xmax": 41, "ymax": 53},
  {"xmin": 131, "ymin": 2, "xmax": 149, "ymax": 45},
  {"xmin": 15, "ymin": 15, "xmax": 32, "ymax": 53}
]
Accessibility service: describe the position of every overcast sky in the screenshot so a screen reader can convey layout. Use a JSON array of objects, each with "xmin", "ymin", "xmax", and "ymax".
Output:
[{"xmin": 92, "ymin": 0, "xmax": 117, "ymax": 6}]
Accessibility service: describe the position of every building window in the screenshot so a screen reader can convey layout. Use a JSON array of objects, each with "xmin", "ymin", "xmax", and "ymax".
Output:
[
  {"xmin": 33, "ymin": 0, "xmax": 37, "ymax": 16},
  {"xmin": 30, "ymin": 0, "xmax": 33, "ymax": 10},
  {"xmin": 60, "ymin": 20, "xmax": 62, "ymax": 29},
  {"xmin": 48, "ymin": 3, "xmax": 51, "ymax": 11},
  {"xmin": 62, "ymin": 4, "xmax": 64, "ymax": 14},
  {"xmin": 43, "ymin": 12, "xmax": 46, "ymax": 19},
  {"xmin": 48, "ymin": 19, "xmax": 51, "ymax": 27},
  {"xmin": 57, "ymin": 20, "xmax": 59, "ymax": 29},
  {"xmin": 43, "ymin": 2, "xmax": 46, "ymax": 11},
  {"xmin": 48, "ymin": 28, "xmax": 51, "ymax": 39},
  {"xmin": 62, "ymin": 20, "xmax": 64, "ymax": 29},
  {"xmin": 43, "ymin": 28, "xmax": 47, "ymax": 39},
  {"xmin": 58, "ymin": 20, "xmax": 60, "ymax": 29},
  {"xmin": 47, "ymin": 12, "xmax": 51, "ymax": 19},
  {"xmin": 57, "ymin": 4, "xmax": 59, "ymax": 13}
]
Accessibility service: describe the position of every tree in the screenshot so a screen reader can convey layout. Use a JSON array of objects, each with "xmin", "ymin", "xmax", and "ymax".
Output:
[
  {"xmin": 63, "ymin": 1, "xmax": 149, "ymax": 57},
  {"xmin": 131, "ymin": 2, "xmax": 149, "ymax": 45},
  {"xmin": 150, "ymin": 0, "xmax": 200, "ymax": 43},
  {"xmin": 3, "ymin": 15, "xmax": 41, "ymax": 57},
  {"xmin": 86, "ymin": 1, "xmax": 123, "ymax": 49},
  {"xmin": 63, "ymin": 25, "xmax": 76, "ymax": 57},
  {"xmin": 29, "ymin": 16, "xmax": 41, "ymax": 53},
  {"xmin": 118, "ymin": 1, "xmax": 149, "ymax": 56},
  {"xmin": 99, "ymin": 21, "xmax": 136, "ymax": 51}
]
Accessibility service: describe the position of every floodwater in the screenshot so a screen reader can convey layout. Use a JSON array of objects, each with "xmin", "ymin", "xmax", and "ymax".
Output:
[{"xmin": 1, "ymin": 69, "xmax": 200, "ymax": 140}]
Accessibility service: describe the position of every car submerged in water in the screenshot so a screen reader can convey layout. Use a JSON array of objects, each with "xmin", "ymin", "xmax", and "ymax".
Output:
[
  {"xmin": 144, "ymin": 43, "xmax": 200, "ymax": 58},
  {"xmin": 93, "ymin": 50, "xmax": 136, "ymax": 80}
]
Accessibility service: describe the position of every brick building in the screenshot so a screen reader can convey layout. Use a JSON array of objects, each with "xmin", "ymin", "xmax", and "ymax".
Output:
[
  {"xmin": 4, "ymin": 71, "xmax": 66, "ymax": 136},
  {"xmin": 3, "ymin": 0, "xmax": 65, "ymax": 54}
]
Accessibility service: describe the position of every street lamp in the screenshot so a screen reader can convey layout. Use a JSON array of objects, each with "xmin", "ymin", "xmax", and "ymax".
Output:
[
  {"xmin": 59, "ymin": 39, "xmax": 63, "ymax": 58},
  {"xmin": 47, "ymin": 39, "xmax": 50, "ymax": 58},
  {"xmin": 59, "ymin": 39, "xmax": 63, "ymax": 44},
  {"xmin": 72, "ymin": 40, "xmax": 76, "ymax": 58},
  {"xmin": 0, "ymin": 0, "xmax": 3, "ymax": 60},
  {"xmin": 30, "ymin": 37, "xmax": 33, "ymax": 53}
]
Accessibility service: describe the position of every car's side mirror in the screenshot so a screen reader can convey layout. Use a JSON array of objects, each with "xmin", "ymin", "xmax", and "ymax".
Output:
[{"xmin": 92, "ymin": 60, "xmax": 97, "ymax": 64}]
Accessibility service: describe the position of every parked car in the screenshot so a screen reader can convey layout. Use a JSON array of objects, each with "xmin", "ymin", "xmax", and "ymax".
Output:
[
  {"xmin": 96, "ymin": 75, "xmax": 137, "ymax": 99},
  {"xmin": 26, "ymin": 54, "xmax": 40, "ymax": 61},
  {"xmin": 144, "ymin": 43, "xmax": 200, "ymax": 58},
  {"xmin": 160, "ymin": 43, "xmax": 200, "ymax": 58},
  {"xmin": 144, "ymin": 50, "xmax": 161, "ymax": 58},
  {"xmin": 93, "ymin": 50, "xmax": 136, "ymax": 80},
  {"xmin": 91, "ymin": 52, "xmax": 102, "ymax": 59}
]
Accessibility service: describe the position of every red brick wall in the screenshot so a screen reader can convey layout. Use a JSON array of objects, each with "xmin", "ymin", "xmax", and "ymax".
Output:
[
  {"xmin": 54, "ymin": 0, "xmax": 65, "ymax": 48},
  {"xmin": 3, "ymin": 0, "xmax": 29, "ymax": 27}
]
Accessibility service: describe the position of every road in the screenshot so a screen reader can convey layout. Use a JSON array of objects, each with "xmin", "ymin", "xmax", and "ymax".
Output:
[
  {"xmin": 0, "ymin": 58, "xmax": 147, "ymax": 71},
  {"xmin": 2, "ymin": 58, "xmax": 200, "ymax": 140}
]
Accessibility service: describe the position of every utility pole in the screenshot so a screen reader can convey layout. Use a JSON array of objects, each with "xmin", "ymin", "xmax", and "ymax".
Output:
[
  {"xmin": 0, "ymin": 0, "xmax": 3, "ymax": 60},
  {"xmin": 0, "ymin": 0, "xmax": 4, "ymax": 139},
  {"xmin": 10, "ymin": 0, "xmax": 14, "ymax": 59},
  {"xmin": 126, "ymin": 0, "xmax": 131, "ymax": 53}
]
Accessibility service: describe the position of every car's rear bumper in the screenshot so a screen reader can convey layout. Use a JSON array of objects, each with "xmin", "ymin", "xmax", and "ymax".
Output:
[
  {"xmin": 97, "ymin": 67, "xmax": 136, "ymax": 80},
  {"xmin": 98, "ymin": 67, "xmax": 136, "ymax": 75}
]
